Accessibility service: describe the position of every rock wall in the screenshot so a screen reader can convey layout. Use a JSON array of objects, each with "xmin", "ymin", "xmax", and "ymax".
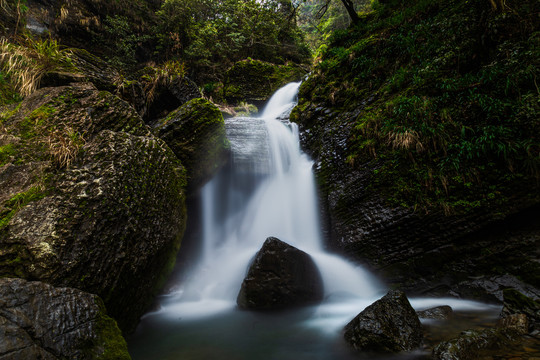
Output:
[{"xmin": 291, "ymin": 0, "xmax": 540, "ymax": 302}]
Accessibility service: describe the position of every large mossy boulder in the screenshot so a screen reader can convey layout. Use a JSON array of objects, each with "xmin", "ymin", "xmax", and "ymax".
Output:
[
  {"xmin": 344, "ymin": 290, "xmax": 423, "ymax": 353},
  {"xmin": 156, "ymin": 98, "xmax": 229, "ymax": 191},
  {"xmin": 223, "ymin": 59, "xmax": 306, "ymax": 105},
  {"xmin": 0, "ymin": 277, "xmax": 130, "ymax": 360},
  {"xmin": 0, "ymin": 83, "xmax": 187, "ymax": 331},
  {"xmin": 237, "ymin": 237, "xmax": 324, "ymax": 310}
]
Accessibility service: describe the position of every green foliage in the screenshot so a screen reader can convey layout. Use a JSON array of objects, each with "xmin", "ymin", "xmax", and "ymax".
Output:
[
  {"xmin": 297, "ymin": 0, "xmax": 540, "ymax": 213},
  {"xmin": 103, "ymin": 15, "xmax": 152, "ymax": 69},
  {"xmin": 154, "ymin": 0, "xmax": 311, "ymax": 83}
]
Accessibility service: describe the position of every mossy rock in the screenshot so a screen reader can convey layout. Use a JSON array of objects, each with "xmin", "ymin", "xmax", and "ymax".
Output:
[
  {"xmin": 0, "ymin": 83, "xmax": 187, "ymax": 331},
  {"xmin": 223, "ymin": 59, "xmax": 306, "ymax": 105},
  {"xmin": 157, "ymin": 98, "xmax": 230, "ymax": 191}
]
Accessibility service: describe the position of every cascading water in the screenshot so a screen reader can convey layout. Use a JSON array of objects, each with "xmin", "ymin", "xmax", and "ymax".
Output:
[
  {"xmin": 158, "ymin": 82, "xmax": 381, "ymax": 315},
  {"xmin": 128, "ymin": 83, "xmax": 500, "ymax": 360}
]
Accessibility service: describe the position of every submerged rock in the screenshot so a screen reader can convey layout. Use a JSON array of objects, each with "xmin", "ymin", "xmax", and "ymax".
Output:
[
  {"xmin": 343, "ymin": 290, "xmax": 423, "ymax": 353},
  {"xmin": 0, "ymin": 277, "xmax": 130, "ymax": 360},
  {"xmin": 432, "ymin": 314, "xmax": 528, "ymax": 360},
  {"xmin": 156, "ymin": 98, "xmax": 230, "ymax": 191},
  {"xmin": 417, "ymin": 306, "xmax": 453, "ymax": 320},
  {"xmin": 237, "ymin": 237, "xmax": 324, "ymax": 310},
  {"xmin": 0, "ymin": 83, "xmax": 187, "ymax": 331}
]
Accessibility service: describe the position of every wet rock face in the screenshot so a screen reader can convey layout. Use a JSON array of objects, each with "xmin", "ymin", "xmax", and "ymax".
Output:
[
  {"xmin": 0, "ymin": 278, "xmax": 130, "ymax": 360},
  {"xmin": 145, "ymin": 75, "xmax": 201, "ymax": 123},
  {"xmin": 343, "ymin": 290, "xmax": 423, "ymax": 353},
  {"xmin": 156, "ymin": 98, "xmax": 230, "ymax": 191},
  {"xmin": 237, "ymin": 237, "xmax": 324, "ymax": 310},
  {"xmin": 0, "ymin": 84, "xmax": 187, "ymax": 331},
  {"xmin": 292, "ymin": 102, "xmax": 540, "ymax": 302}
]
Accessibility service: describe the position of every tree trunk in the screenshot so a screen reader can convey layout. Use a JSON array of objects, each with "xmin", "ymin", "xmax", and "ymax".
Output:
[{"xmin": 340, "ymin": 0, "xmax": 359, "ymax": 23}]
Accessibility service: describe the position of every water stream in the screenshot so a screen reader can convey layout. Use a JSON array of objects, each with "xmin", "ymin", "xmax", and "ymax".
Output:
[{"xmin": 128, "ymin": 83, "xmax": 500, "ymax": 359}]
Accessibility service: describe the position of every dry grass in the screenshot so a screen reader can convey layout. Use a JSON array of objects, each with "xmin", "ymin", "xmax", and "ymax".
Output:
[
  {"xmin": 143, "ymin": 60, "xmax": 186, "ymax": 104},
  {"xmin": 387, "ymin": 129, "xmax": 425, "ymax": 152},
  {"xmin": 0, "ymin": 38, "xmax": 74, "ymax": 97},
  {"xmin": 45, "ymin": 126, "xmax": 85, "ymax": 168}
]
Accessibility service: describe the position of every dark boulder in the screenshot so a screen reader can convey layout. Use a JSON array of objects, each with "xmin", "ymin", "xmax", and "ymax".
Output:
[
  {"xmin": 236, "ymin": 237, "xmax": 324, "ymax": 310},
  {"xmin": 417, "ymin": 306, "xmax": 453, "ymax": 320},
  {"xmin": 0, "ymin": 83, "xmax": 187, "ymax": 331},
  {"xmin": 343, "ymin": 290, "xmax": 423, "ymax": 353},
  {"xmin": 0, "ymin": 277, "xmax": 130, "ymax": 360},
  {"xmin": 156, "ymin": 98, "xmax": 230, "ymax": 191}
]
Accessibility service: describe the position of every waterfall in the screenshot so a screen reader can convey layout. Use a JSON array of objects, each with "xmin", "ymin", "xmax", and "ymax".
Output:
[
  {"xmin": 130, "ymin": 83, "xmax": 500, "ymax": 360},
  {"xmin": 151, "ymin": 82, "xmax": 382, "ymax": 319}
]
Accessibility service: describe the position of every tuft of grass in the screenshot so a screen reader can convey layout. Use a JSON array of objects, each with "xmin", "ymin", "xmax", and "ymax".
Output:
[
  {"xmin": 0, "ymin": 37, "xmax": 75, "ymax": 96},
  {"xmin": 45, "ymin": 126, "xmax": 86, "ymax": 168},
  {"xmin": 138, "ymin": 59, "xmax": 186, "ymax": 105}
]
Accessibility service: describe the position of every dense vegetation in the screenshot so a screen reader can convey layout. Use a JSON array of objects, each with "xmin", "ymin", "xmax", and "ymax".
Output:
[
  {"xmin": 294, "ymin": 0, "xmax": 539, "ymax": 213},
  {"xmin": 0, "ymin": 0, "xmax": 310, "ymax": 101}
]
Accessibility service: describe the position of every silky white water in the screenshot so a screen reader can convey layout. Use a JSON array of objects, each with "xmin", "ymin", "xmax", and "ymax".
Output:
[
  {"xmin": 150, "ymin": 81, "xmax": 383, "ymax": 318},
  {"xmin": 129, "ymin": 83, "xmax": 499, "ymax": 360}
]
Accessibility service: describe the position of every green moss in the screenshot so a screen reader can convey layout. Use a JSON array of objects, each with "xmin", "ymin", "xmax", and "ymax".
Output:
[
  {"xmin": 503, "ymin": 289, "xmax": 540, "ymax": 313},
  {"xmin": 0, "ymin": 143, "xmax": 17, "ymax": 166},
  {"xmin": 0, "ymin": 185, "xmax": 47, "ymax": 230},
  {"xmin": 19, "ymin": 105, "xmax": 57, "ymax": 139},
  {"xmin": 93, "ymin": 299, "xmax": 131, "ymax": 360}
]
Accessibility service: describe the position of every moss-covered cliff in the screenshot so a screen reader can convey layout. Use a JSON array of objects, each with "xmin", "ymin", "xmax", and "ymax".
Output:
[{"xmin": 292, "ymin": 0, "xmax": 539, "ymax": 299}]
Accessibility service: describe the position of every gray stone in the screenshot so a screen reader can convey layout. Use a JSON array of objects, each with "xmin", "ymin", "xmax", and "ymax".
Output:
[{"xmin": 0, "ymin": 84, "xmax": 186, "ymax": 331}]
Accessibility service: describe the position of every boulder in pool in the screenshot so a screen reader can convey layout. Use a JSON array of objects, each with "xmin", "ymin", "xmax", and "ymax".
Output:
[
  {"xmin": 236, "ymin": 237, "xmax": 324, "ymax": 310},
  {"xmin": 344, "ymin": 290, "xmax": 423, "ymax": 352}
]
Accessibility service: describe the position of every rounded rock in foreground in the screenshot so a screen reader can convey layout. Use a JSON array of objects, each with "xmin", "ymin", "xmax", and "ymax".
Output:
[{"xmin": 344, "ymin": 290, "xmax": 423, "ymax": 353}]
